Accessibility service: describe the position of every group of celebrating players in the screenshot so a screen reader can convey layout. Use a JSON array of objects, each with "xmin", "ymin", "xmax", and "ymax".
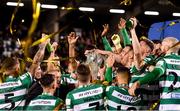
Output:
[{"xmin": 0, "ymin": 17, "xmax": 179, "ymax": 110}]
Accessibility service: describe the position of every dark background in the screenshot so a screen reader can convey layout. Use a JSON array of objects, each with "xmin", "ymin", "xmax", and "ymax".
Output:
[{"xmin": 0, "ymin": 0, "xmax": 180, "ymax": 38}]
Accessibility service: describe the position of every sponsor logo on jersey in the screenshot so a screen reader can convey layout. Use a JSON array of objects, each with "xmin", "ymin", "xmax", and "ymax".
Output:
[
  {"xmin": 30, "ymin": 99, "xmax": 56, "ymax": 106},
  {"xmin": 171, "ymin": 93, "xmax": 180, "ymax": 99},
  {"xmin": 32, "ymin": 101, "xmax": 51, "ymax": 104},
  {"xmin": 0, "ymin": 80, "xmax": 21, "ymax": 89},
  {"xmin": 166, "ymin": 59, "xmax": 180, "ymax": 65},
  {"xmin": 73, "ymin": 87, "xmax": 103, "ymax": 99},
  {"xmin": 112, "ymin": 90, "xmax": 141, "ymax": 103}
]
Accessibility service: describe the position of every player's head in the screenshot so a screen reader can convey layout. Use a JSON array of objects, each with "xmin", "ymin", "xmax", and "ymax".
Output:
[
  {"xmin": 1, "ymin": 57, "xmax": 20, "ymax": 76},
  {"xmin": 140, "ymin": 39, "xmax": 154, "ymax": 58},
  {"xmin": 77, "ymin": 64, "xmax": 91, "ymax": 84},
  {"xmin": 116, "ymin": 66, "xmax": 131, "ymax": 84},
  {"xmin": 161, "ymin": 37, "xmax": 179, "ymax": 54},
  {"xmin": 40, "ymin": 74, "xmax": 57, "ymax": 93},
  {"xmin": 34, "ymin": 66, "xmax": 43, "ymax": 80},
  {"xmin": 152, "ymin": 40, "xmax": 162, "ymax": 56},
  {"xmin": 47, "ymin": 69, "xmax": 61, "ymax": 88},
  {"xmin": 120, "ymin": 45, "xmax": 133, "ymax": 67}
]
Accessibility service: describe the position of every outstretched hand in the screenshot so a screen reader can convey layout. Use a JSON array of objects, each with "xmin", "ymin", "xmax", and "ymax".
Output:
[
  {"xmin": 39, "ymin": 33, "xmax": 50, "ymax": 48},
  {"xmin": 129, "ymin": 17, "xmax": 138, "ymax": 30},
  {"xmin": 101, "ymin": 24, "xmax": 109, "ymax": 37},
  {"xmin": 68, "ymin": 32, "xmax": 79, "ymax": 45}
]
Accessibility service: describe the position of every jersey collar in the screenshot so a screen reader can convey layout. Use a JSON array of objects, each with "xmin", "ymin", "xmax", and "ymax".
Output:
[
  {"xmin": 42, "ymin": 92, "xmax": 53, "ymax": 96},
  {"xmin": 118, "ymin": 83, "xmax": 129, "ymax": 89}
]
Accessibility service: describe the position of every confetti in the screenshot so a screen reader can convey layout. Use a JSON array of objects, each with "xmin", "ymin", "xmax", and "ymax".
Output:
[{"xmin": 9, "ymin": 0, "xmax": 22, "ymax": 35}]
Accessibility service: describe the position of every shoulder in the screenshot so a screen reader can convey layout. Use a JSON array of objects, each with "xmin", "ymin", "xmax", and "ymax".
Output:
[
  {"xmin": 106, "ymin": 86, "xmax": 116, "ymax": 92},
  {"xmin": 18, "ymin": 72, "xmax": 33, "ymax": 83},
  {"xmin": 91, "ymin": 84, "xmax": 104, "ymax": 88},
  {"xmin": 66, "ymin": 89, "xmax": 75, "ymax": 98},
  {"xmin": 55, "ymin": 97, "xmax": 64, "ymax": 104}
]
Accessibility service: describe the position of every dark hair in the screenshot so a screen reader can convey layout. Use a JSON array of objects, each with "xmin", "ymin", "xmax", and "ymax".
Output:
[
  {"xmin": 77, "ymin": 64, "xmax": 91, "ymax": 82},
  {"xmin": 125, "ymin": 45, "xmax": 133, "ymax": 49},
  {"xmin": 140, "ymin": 39, "xmax": 154, "ymax": 51},
  {"xmin": 40, "ymin": 74, "xmax": 55, "ymax": 87},
  {"xmin": 116, "ymin": 66, "xmax": 130, "ymax": 75},
  {"xmin": 85, "ymin": 45, "xmax": 97, "ymax": 50},
  {"xmin": 77, "ymin": 64, "xmax": 90, "ymax": 76},
  {"xmin": 76, "ymin": 53, "xmax": 87, "ymax": 63},
  {"xmin": 116, "ymin": 66, "xmax": 131, "ymax": 83},
  {"xmin": 1, "ymin": 57, "xmax": 18, "ymax": 71}
]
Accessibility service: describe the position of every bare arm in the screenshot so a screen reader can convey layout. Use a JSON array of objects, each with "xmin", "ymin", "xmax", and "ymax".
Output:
[
  {"xmin": 68, "ymin": 32, "xmax": 79, "ymax": 73},
  {"xmin": 95, "ymin": 49, "xmax": 112, "ymax": 55},
  {"xmin": 130, "ymin": 18, "xmax": 142, "ymax": 70},
  {"xmin": 95, "ymin": 49, "xmax": 121, "ymax": 63},
  {"xmin": 47, "ymin": 42, "xmax": 60, "ymax": 72},
  {"xmin": 29, "ymin": 34, "xmax": 49, "ymax": 76}
]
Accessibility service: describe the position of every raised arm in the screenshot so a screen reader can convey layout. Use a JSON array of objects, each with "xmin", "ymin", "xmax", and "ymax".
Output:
[
  {"xmin": 68, "ymin": 32, "xmax": 79, "ymax": 73},
  {"xmin": 104, "ymin": 54, "xmax": 115, "ymax": 83},
  {"xmin": 95, "ymin": 49, "xmax": 121, "ymax": 63},
  {"xmin": 29, "ymin": 33, "xmax": 49, "ymax": 76},
  {"xmin": 47, "ymin": 42, "xmax": 60, "ymax": 72},
  {"xmin": 94, "ymin": 49, "xmax": 112, "ymax": 55},
  {"xmin": 101, "ymin": 24, "xmax": 112, "ymax": 52},
  {"xmin": 118, "ymin": 18, "xmax": 132, "ymax": 47},
  {"xmin": 130, "ymin": 18, "xmax": 142, "ymax": 70}
]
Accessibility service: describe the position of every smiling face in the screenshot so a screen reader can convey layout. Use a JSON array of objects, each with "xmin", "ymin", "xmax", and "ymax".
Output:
[{"xmin": 35, "ymin": 66, "xmax": 43, "ymax": 79}]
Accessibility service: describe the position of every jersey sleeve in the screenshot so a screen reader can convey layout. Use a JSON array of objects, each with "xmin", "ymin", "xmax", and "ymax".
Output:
[
  {"xmin": 19, "ymin": 72, "xmax": 33, "ymax": 88},
  {"xmin": 66, "ymin": 92, "xmax": 73, "ymax": 110},
  {"xmin": 104, "ymin": 67, "xmax": 113, "ymax": 83},
  {"xmin": 105, "ymin": 86, "xmax": 110, "ymax": 95},
  {"xmin": 54, "ymin": 98, "xmax": 64, "ymax": 110},
  {"xmin": 102, "ymin": 36, "xmax": 112, "ymax": 52},
  {"xmin": 144, "ymin": 54, "xmax": 155, "ymax": 65},
  {"xmin": 155, "ymin": 59, "xmax": 166, "ymax": 76},
  {"xmin": 119, "ymin": 28, "xmax": 132, "ymax": 47}
]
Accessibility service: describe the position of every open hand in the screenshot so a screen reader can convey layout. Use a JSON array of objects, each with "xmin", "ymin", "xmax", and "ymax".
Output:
[
  {"xmin": 68, "ymin": 32, "xmax": 79, "ymax": 45},
  {"xmin": 101, "ymin": 24, "xmax": 109, "ymax": 37}
]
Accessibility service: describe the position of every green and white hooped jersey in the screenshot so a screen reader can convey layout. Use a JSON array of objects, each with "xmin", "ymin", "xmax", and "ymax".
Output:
[
  {"xmin": 66, "ymin": 84, "xmax": 105, "ymax": 111},
  {"xmin": 61, "ymin": 74, "xmax": 77, "ymax": 85},
  {"xmin": 0, "ymin": 72, "xmax": 33, "ymax": 110},
  {"xmin": 156, "ymin": 53, "xmax": 180, "ymax": 110},
  {"xmin": 130, "ymin": 54, "xmax": 161, "ymax": 110},
  {"xmin": 105, "ymin": 86, "xmax": 142, "ymax": 110},
  {"xmin": 26, "ymin": 93, "xmax": 64, "ymax": 110}
]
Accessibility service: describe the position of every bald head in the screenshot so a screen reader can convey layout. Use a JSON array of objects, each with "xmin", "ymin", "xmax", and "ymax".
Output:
[
  {"xmin": 163, "ymin": 37, "xmax": 178, "ymax": 45},
  {"xmin": 161, "ymin": 37, "xmax": 179, "ymax": 53}
]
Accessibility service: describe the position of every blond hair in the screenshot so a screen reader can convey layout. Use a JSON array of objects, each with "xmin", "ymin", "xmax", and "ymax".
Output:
[{"xmin": 163, "ymin": 37, "xmax": 179, "ymax": 52}]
